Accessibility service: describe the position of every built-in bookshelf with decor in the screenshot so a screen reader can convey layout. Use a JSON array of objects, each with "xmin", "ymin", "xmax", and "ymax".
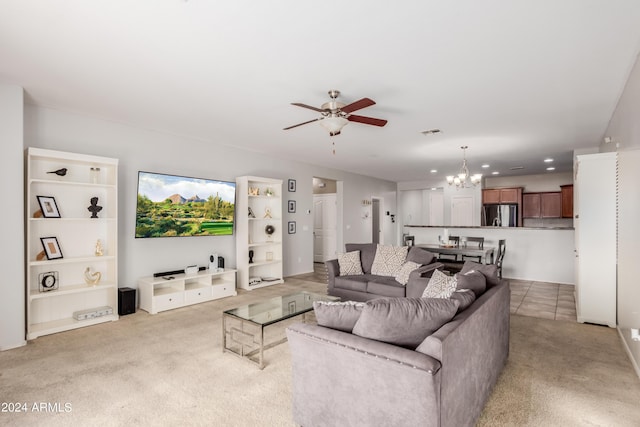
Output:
[
  {"xmin": 26, "ymin": 147, "xmax": 119, "ymax": 339},
  {"xmin": 235, "ymin": 176, "xmax": 284, "ymax": 290}
]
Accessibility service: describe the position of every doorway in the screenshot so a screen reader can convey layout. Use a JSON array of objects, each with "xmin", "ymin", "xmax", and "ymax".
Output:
[
  {"xmin": 372, "ymin": 197, "xmax": 383, "ymax": 244},
  {"xmin": 312, "ymin": 177, "xmax": 338, "ymax": 262}
]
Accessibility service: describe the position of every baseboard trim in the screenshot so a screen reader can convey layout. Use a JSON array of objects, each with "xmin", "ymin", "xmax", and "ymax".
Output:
[{"xmin": 617, "ymin": 327, "xmax": 640, "ymax": 380}]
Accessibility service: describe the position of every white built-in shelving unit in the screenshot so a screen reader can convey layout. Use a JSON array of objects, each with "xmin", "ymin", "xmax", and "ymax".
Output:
[
  {"xmin": 26, "ymin": 147, "xmax": 119, "ymax": 339},
  {"xmin": 236, "ymin": 176, "xmax": 284, "ymax": 290}
]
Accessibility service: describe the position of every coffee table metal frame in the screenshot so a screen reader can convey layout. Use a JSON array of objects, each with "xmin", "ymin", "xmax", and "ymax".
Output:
[{"xmin": 222, "ymin": 291, "xmax": 339, "ymax": 369}]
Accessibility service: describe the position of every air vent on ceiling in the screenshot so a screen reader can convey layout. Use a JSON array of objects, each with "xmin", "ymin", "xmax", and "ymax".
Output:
[
  {"xmin": 509, "ymin": 166, "xmax": 525, "ymax": 170},
  {"xmin": 421, "ymin": 129, "xmax": 441, "ymax": 135}
]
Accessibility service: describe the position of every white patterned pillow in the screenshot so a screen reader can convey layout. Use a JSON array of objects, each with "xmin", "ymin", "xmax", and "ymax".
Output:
[
  {"xmin": 337, "ymin": 251, "xmax": 363, "ymax": 276},
  {"xmin": 422, "ymin": 269, "xmax": 458, "ymax": 298},
  {"xmin": 371, "ymin": 245, "xmax": 409, "ymax": 277},
  {"xmin": 394, "ymin": 261, "xmax": 421, "ymax": 285}
]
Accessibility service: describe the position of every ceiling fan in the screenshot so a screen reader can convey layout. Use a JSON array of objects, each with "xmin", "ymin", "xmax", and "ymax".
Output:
[{"xmin": 283, "ymin": 90, "xmax": 387, "ymax": 136}]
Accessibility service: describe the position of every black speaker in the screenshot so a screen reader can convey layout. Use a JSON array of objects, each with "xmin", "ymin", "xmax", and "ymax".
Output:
[
  {"xmin": 118, "ymin": 287, "xmax": 136, "ymax": 316},
  {"xmin": 218, "ymin": 256, "xmax": 225, "ymax": 269}
]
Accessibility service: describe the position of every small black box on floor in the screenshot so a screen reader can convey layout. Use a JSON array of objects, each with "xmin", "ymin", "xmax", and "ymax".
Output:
[{"xmin": 118, "ymin": 287, "xmax": 136, "ymax": 316}]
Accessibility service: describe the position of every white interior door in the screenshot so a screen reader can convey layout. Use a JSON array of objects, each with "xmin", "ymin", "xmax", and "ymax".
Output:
[
  {"xmin": 313, "ymin": 194, "xmax": 337, "ymax": 262},
  {"xmin": 451, "ymin": 196, "xmax": 473, "ymax": 226}
]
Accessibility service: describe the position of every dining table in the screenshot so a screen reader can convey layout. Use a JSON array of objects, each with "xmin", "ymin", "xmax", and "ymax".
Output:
[{"xmin": 417, "ymin": 243, "xmax": 496, "ymax": 265}]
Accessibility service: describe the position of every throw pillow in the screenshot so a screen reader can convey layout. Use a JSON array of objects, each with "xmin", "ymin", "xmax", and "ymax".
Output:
[
  {"xmin": 422, "ymin": 269, "xmax": 457, "ymax": 298},
  {"xmin": 450, "ymin": 289, "xmax": 476, "ymax": 313},
  {"xmin": 460, "ymin": 261, "xmax": 500, "ymax": 287},
  {"xmin": 394, "ymin": 261, "xmax": 421, "ymax": 286},
  {"xmin": 455, "ymin": 269, "xmax": 487, "ymax": 297},
  {"xmin": 352, "ymin": 298, "xmax": 459, "ymax": 349},
  {"xmin": 337, "ymin": 251, "xmax": 364, "ymax": 276},
  {"xmin": 313, "ymin": 300, "xmax": 365, "ymax": 332},
  {"xmin": 406, "ymin": 247, "xmax": 435, "ymax": 266},
  {"xmin": 370, "ymin": 245, "xmax": 408, "ymax": 277}
]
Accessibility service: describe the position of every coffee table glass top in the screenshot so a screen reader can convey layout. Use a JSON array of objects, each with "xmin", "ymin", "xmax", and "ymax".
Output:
[{"xmin": 224, "ymin": 291, "xmax": 339, "ymax": 326}]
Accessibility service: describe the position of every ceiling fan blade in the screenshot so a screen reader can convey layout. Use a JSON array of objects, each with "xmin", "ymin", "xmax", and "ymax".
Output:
[
  {"xmin": 291, "ymin": 103, "xmax": 325, "ymax": 112},
  {"xmin": 347, "ymin": 114, "xmax": 388, "ymax": 127},
  {"xmin": 341, "ymin": 97, "xmax": 376, "ymax": 114},
  {"xmin": 283, "ymin": 117, "xmax": 322, "ymax": 130}
]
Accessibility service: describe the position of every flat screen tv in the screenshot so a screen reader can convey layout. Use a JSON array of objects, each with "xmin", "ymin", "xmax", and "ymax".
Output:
[{"xmin": 135, "ymin": 171, "xmax": 236, "ymax": 238}]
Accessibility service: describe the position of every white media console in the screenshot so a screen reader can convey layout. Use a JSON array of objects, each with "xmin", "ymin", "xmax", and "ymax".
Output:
[{"xmin": 138, "ymin": 269, "xmax": 237, "ymax": 314}]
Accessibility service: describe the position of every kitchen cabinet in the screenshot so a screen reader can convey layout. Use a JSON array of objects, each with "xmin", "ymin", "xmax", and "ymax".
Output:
[
  {"xmin": 522, "ymin": 192, "xmax": 562, "ymax": 218},
  {"xmin": 561, "ymin": 185, "xmax": 573, "ymax": 218},
  {"xmin": 482, "ymin": 187, "xmax": 522, "ymax": 204}
]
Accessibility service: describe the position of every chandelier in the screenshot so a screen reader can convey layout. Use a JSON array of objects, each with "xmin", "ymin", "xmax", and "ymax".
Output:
[{"xmin": 446, "ymin": 146, "xmax": 482, "ymax": 189}]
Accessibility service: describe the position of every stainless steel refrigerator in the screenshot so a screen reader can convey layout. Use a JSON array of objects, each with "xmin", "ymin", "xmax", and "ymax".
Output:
[{"xmin": 482, "ymin": 204, "xmax": 518, "ymax": 227}]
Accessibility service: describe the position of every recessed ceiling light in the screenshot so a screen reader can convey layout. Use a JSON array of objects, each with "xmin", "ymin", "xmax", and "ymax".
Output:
[
  {"xmin": 492, "ymin": 171, "xmax": 500, "ymax": 175},
  {"xmin": 430, "ymin": 169, "xmax": 437, "ymax": 173},
  {"xmin": 546, "ymin": 167, "xmax": 555, "ymax": 171},
  {"xmin": 421, "ymin": 129, "xmax": 441, "ymax": 135},
  {"xmin": 431, "ymin": 187, "xmax": 437, "ymax": 191},
  {"xmin": 482, "ymin": 164, "xmax": 490, "ymax": 168},
  {"xmin": 544, "ymin": 158, "xmax": 554, "ymax": 163}
]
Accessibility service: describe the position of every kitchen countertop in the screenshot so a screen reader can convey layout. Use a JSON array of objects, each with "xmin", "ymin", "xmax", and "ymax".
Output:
[{"xmin": 404, "ymin": 225, "xmax": 574, "ymax": 230}]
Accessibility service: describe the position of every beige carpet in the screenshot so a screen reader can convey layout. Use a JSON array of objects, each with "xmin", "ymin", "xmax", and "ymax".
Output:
[{"xmin": 1, "ymin": 278, "xmax": 639, "ymax": 426}]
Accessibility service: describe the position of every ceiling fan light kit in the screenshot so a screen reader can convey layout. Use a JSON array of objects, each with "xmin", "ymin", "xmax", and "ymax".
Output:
[
  {"xmin": 284, "ymin": 90, "xmax": 387, "ymax": 142},
  {"xmin": 447, "ymin": 146, "xmax": 482, "ymax": 189}
]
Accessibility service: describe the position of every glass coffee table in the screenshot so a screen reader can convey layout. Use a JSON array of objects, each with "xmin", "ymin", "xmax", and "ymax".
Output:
[{"xmin": 222, "ymin": 291, "xmax": 339, "ymax": 369}]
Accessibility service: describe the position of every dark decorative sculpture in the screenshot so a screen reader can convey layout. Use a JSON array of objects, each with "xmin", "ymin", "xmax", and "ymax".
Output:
[
  {"xmin": 249, "ymin": 250, "xmax": 254, "ymax": 264},
  {"xmin": 87, "ymin": 197, "xmax": 103, "ymax": 219},
  {"xmin": 47, "ymin": 168, "xmax": 68, "ymax": 176}
]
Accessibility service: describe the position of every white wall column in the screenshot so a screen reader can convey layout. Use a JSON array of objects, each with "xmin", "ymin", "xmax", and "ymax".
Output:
[{"xmin": 0, "ymin": 85, "xmax": 25, "ymax": 350}]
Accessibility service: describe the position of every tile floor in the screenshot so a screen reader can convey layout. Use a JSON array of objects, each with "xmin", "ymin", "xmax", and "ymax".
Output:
[
  {"xmin": 296, "ymin": 263, "xmax": 578, "ymax": 323},
  {"xmin": 509, "ymin": 279, "xmax": 577, "ymax": 322}
]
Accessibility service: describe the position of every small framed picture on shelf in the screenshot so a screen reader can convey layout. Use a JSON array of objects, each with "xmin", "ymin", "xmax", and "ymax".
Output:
[
  {"xmin": 40, "ymin": 236, "xmax": 63, "ymax": 260},
  {"xmin": 288, "ymin": 221, "xmax": 296, "ymax": 234},
  {"xmin": 288, "ymin": 179, "xmax": 296, "ymax": 192},
  {"xmin": 36, "ymin": 196, "xmax": 61, "ymax": 218},
  {"xmin": 288, "ymin": 200, "xmax": 296, "ymax": 213}
]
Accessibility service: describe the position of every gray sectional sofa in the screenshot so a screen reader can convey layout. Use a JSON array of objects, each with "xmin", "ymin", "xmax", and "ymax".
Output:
[
  {"xmin": 287, "ymin": 262, "xmax": 510, "ymax": 427},
  {"xmin": 326, "ymin": 242, "xmax": 444, "ymax": 301}
]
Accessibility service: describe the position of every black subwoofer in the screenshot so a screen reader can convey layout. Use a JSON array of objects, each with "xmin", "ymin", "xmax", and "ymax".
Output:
[{"xmin": 118, "ymin": 287, "xmax": 136, "ymax": 316}]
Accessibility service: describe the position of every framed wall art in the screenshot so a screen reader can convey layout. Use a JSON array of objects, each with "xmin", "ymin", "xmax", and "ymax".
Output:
[
  {"xmin": 40, "ymin": 236, "xmax": 63, "ymax": 260},
  {"xmin": 37, "ymin": 196, "xmax": 61, "ymax": 218},
  {"xmin": 288, "ymin": 200, "xmax": 296, "ymax": 213},
  {"xmin": 288, "ymin": 221, "xmax": 296, "ymax": 234},
  {"xmin": 288, "ymin": 179, "xmax": 296, "ymax": 192}
]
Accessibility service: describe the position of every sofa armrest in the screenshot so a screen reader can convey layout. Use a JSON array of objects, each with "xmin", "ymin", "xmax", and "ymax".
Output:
[
  {"xmin": 406, "ymin": 262, "xmax": 443, "ymax": 298},
  {"xmin": 325, "ymin": 259, "xmax": 340, "ymax": 292},
  {"xmin": 286, "ymin": 322, "xmax": 442, "ymax": 427}
]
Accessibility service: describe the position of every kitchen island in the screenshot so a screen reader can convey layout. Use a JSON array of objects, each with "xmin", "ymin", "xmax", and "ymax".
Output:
[{"xmin": 404, "ymin": 225, "xmax": 574, "ymax": 284}]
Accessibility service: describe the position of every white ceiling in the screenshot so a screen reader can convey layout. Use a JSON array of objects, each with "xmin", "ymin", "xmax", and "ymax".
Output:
[{"xmin": 2, "ymin": 1, "xmax": 640, "ymax": 183}]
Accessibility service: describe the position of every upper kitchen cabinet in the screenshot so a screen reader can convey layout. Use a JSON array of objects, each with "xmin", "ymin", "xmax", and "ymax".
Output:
[
  {"xmin": 522, "ymin": 192, "xmax": 562, "ymax": 218},
  {"xmin": 482, "ymin": 187, "xmax": 522, "ymax": 204},
  {"xmin": 561, "ymin": 185, "xmax": 573, "ymax": 218}
]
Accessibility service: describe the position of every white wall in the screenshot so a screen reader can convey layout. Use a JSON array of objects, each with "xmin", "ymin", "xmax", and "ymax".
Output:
[
  {"xmin": 602, "ymin": 52, "xmax": 640, "ymax": 377},
  {"xmin": 23, "ymin": 105, "xmax": 397, "ymax": 292},
  {"xmin": 0, "ymin": 85, "xmax": 26, "ymax": 350},
  {"xmin": 406, "ymin": 226, "xmax": 574, "ymax": 284}
]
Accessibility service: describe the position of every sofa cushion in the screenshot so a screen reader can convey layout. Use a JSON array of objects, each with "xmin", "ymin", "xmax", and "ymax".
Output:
[
  {"xmin": 313, "ymin": 301, "xmax": 365, "ymax": 332},
  {"xmin": 334, "ymin": 275, "xmax": 369, "ymax": 293},
  {"xmin": 345, "ymin": 243, "xmax": 377, "ymax": 273},
  {"xmin": 460, "ymin": 261, "xmax": 500, "ymax": 287},
  {"xmin": 370, "ymin": 244, "xmax": 408, "ymax": 277},
  {"xmin": 337, "ymin": 250, "xmax": 363, "ymax": 276},
  {"xmin": 367, "ymin": 278, "xmax": 406, "ymax": 298},
  {"xmin": 422, "ymin": 269, "xmax": 457, "ymax": 298},
  {"xmin": 394, "ymin": 261, "xmax": 421, "ymax": 285},
  {"xmin": 352, "ymin": 297, "xmax": 459, "ymax": 349},
  {"xmin": 407, "ymin": 246, "xmax": 436, "ymax": 266},
  {"xmin": 455, "ymin": 269, "xmax": 487, "ymax": 297},
  {"xmin": 450, "ymin": 289, "xmax": 476, "ymax": 313}
]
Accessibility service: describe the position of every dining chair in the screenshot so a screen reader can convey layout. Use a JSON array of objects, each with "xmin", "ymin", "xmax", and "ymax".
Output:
[
  {"xmin": 495, "ymin": 239, "xmax": 506, "ymax": 278},
  {"xmin": 438, "ymin": 236, "xmax": 460, "ymax": 262},
  {"xmin": 461, "ymin": 236, "xmax": 485, "ymax": 263}
]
